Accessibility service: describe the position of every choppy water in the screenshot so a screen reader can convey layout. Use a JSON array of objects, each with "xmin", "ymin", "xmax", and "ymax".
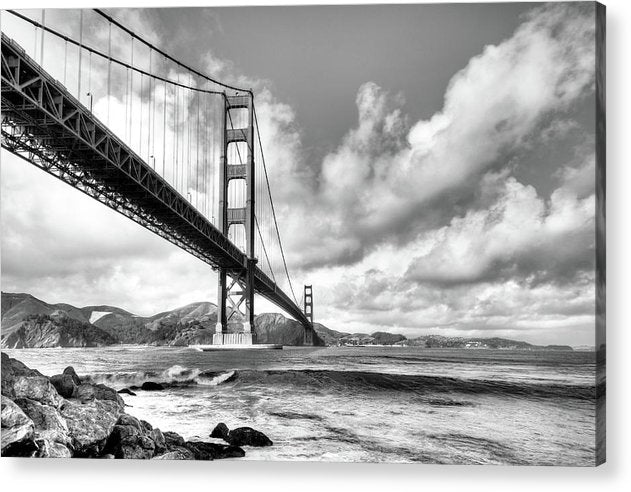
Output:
[{"xmin": 3, "ymin": 346, "xmax": 598, "ymax": 465}]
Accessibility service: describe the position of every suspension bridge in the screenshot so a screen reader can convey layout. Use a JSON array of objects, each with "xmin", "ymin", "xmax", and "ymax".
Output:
[{"xmin": 0, "ymin": 9, "xmax": 315, "ymax": 345}]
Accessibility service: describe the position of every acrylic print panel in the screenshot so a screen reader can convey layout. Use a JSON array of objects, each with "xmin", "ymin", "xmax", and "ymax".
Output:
[{"xmin": 0, "ymin": 2, "xmax": 605, "ymax": 465}]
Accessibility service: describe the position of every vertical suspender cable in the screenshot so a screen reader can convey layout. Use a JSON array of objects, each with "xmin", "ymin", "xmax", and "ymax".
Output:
[
  {"xmin": 162, "ymin": 79, "xmax": 167, "ymax": 178},
  {"xmin": 33, "ymin": 14, "xmax": 37, "ymax": 59},
  {"xmin": 63, "ymin": 40, "xmax": 68, "ymax": 86},
  {"xmin": 147, "ymin": 49, "xmax": 152, "ymax": 163},
  {"xmin": 204, "ymin": 87, "xmax": 209, "ymax": 218},
  {"xmin": 150, "ymin": 52, "xmax": 154, "ymax": 163},
  {"xmin": 129, "ymin": 37, "xmax": 134, "ymax": 145},
  {"xmin": 196, "ymin": 79, "xmax": 200, "ymax": 209},
  {"xmin": 187, "ymin": 73, "xmax": 192, "ymax": 196},
  {"xmin": 125, "ymin": 42, "xmax": 129, "ymax": 143},
  {"xmin": 140, "ymin": 71, "xmax": 144, "ymax": 154},
  {"xmin": 40, "ymin": 9, "xmax": 45, "ymax": 65},
  {"xmin": 88, "ymin": 51, "xmax": 92, "ymax": 103},
  {"xmin": 78, "ymin": 10, "xmax": 83, "ymax": 99},
  {"xmin": 124, "ymin": 48, "xmax": 129, "ymax": 142},
  {"xmin": 107, "ymin": 22, "xmax": 111, "ymax": 125},
  {"xmin": 175, "ymin": 75, "xmax": 179, "ymax": 191}
]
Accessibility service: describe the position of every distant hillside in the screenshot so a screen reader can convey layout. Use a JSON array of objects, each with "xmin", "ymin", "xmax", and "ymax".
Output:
[
  {"xmin": 312, "ymin": 324, "xmax": 351, "ymax": 346},
  {"xmin": 315, "ymin": 328, "xmax": 571, "ymax": 351},
  {"xmin": 1, "ymin": 292, "xmax": 325, "ymax": 348},
  {"xmin": 394, "ymin": 335, "xmax": 572, "ymax": 351},
  {"xmin": 1, "ymin": 292, "xmax": 90, "ymax": 332},
  {"xmin": 371, "ymin": 332, "xmax": 407, "ymax": 345},
  {"xmin": 1, "ymin": 312, "xmax": 117, "ymax": 348},
  {"xmin": 1, "ymin": 292, "xmax": 571, "ymax": 350},
  {"xmin": 317, "ymin": 330, "xmax": 407, "ymax": 346}
]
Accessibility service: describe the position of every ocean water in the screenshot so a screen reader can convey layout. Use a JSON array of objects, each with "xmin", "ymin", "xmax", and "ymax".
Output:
[{"xmin": 3, "ymin": 346, "xmax": 598, "ymax": 465}]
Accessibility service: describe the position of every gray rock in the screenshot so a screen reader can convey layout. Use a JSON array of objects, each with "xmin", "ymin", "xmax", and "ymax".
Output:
[
  {"xmin": 93, "ymin": 384, "xmax": 125, "ymax": 410},
  {"xmin": 140, "ymin": 381, "xmax": 164, "ymax": 391},
  {"xmin": 61, "ymin": 399, "xmax": 122, "ymax": 457},
  {"xmin": 227, "ymin": 427, "xmax": 273, "ymax": 447},
  {"xmin": 1, "ymin": 396, "xmax": 35, "ymax": 456},
  {"xmin": 62, "ymin": 367, "xmax": 82, "ymax": 385},
  {"xmin": 117, "ymin": 388, "xmax": 136, "ymax": 396},
  {"xmin": 116, "ymin": 413, "xmax": 143, "ymax": 431},
  {"xmin": 1, "ymin": 353, "xmax": 43, "ymax": 399},
  {"xmin": 34, "ymin": 438, "xmax": 72, "ymax": 458},
  {"xmin": 210, "ymin": 422, "xmax": 230, "ymax": 441},
  {"xmin": 185, "ymin": 440, "xmax": 245, "ymax": 460},
  {"xmin": 153, "ymin": 447, "xmax": 195, "ymax": 460},
  {"xmin": 152, "ymin": 428, "xmax": 167, "ymax": 455},
  {"xmin": 212, "ymin": 444, "xmax": 246, "ymax": 459},
  {"xmin": 104, "ymin": 414, "xmax": 155, "ymax": 459},
  {"xmin": 10, "ymin": 375, "xmax": 63, "ymax": 408},
  {"xmin": 163, "ymin": 431, "xmax": 186, "ymax": 449},
  {"xmin": 50, "ymin": 374, "xmax": 77, "ymax": 399},
  {"xmin": 14, "ymin": 397, "xmax": 71, "ymax": 448},
  {"xmin": 74, "ymin": 384, "xmax": 95, "ymax": 403}
]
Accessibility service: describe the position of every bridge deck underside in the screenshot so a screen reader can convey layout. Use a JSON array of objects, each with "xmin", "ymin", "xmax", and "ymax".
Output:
[{"xmin": 0, "ymin": 33, "xmax": 313, "ymax": 331}]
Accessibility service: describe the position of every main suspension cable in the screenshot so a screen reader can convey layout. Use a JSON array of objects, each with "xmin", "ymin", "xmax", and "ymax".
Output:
[{"xmin": 253, "ymin": 105, "xmax": 299, "ymax": 306}]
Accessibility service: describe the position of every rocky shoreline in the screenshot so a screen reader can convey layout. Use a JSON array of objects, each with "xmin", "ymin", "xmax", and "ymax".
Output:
[{"xmin": 1, "ymin": 353, "xmax": 271, "ymax": 459}]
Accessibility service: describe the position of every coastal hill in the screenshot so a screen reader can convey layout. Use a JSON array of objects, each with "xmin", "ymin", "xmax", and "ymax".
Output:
[
  {"xmin": 1, "ymin": 292, "xmax": 572, "ymax": 350},
  {"xmin": 0, "ymin": 292, "xmax": 325, "ymax": 348},
  {"xmin": 305, "ymin": 326, "xmax": 572, "ymax": 351}
]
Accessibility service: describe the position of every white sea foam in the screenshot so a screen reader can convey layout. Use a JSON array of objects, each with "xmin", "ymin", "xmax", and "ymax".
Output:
[{"xmin": 197, "ymin": 370, "xmax": 236, "ymax": 386}]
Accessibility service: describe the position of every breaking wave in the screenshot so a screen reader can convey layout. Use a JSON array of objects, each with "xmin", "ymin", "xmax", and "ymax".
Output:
[
  {"xmin": 82, "ymin": 366, "xmax": 596, "ymax": 400},
  {"xmin": 82, "ymin": 364, "xmax": 235, "ymax": 388}
]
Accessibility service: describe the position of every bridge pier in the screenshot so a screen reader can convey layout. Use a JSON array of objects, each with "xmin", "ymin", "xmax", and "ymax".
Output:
[
  {"xmin": 303, "ymin": 285, "xmax": 314, "ymax": 345},
  {"xmin": 215, "ymin": 93, "xmax": 256, "ymax": 345}
]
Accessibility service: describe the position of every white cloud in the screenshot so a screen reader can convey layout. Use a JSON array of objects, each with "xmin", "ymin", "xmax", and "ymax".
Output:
[
  {"xmin": 404, "ymin": 176, "xmax": 595, "ymax": 285},
  {"xmin": 279, "ymin": 3, "xmax": 596, "ymax": 268}
]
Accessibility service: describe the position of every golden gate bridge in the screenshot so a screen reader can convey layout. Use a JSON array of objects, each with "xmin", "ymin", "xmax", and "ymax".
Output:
[{"xmin": 1, "ymin": 9, "xmax": 315, "ymax": 345}]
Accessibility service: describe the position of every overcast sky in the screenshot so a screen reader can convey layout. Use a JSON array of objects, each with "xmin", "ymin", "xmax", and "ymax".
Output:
[{"xmin": 1, "ymin": 2, "xmax": 599, "ymax": 345}]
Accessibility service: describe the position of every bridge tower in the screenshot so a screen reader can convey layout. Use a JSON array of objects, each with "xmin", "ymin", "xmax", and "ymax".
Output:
[
  {"xmin": 304, "ymin": 285, "xmax": 314, "ymax": 345},
  {"xmin": 214, "ymin": 93, "xmax": 257, "ymax": 345}
]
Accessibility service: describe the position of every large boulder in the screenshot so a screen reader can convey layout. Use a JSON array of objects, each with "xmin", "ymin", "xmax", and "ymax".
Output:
[
  {"xmin": 93, "ymin": 384, "xmax": 125, "ymax": 409},
  {"xmin": 163, "ymin": 431, "xmax": 186, "ymax": 449},
  {"xmin": 140, "ymin": 382, "xmax": 164, "ymax": 391},
  {"xmin": 185, "ymin": 440, "xmax": 245, "ymax": 460},
  {"xmin": 13, "ymin": 397, "xmax": 71, "ymax": 448},
  {"xmin": 62, "ymin": 367, "xmax": 82, "ymax": 385},
  {"xmin": 104, "ymin": 414, "xmax": 155, "ymax": 459},
  {"xmin": 49, "ymin": 374, "xmax": 77, "ymax": 399},
  {"xmin": 151, "ymin": 428, "xmax": 167, "ymax": 455},
  {"xmin": 60, "ymin": 398, "xmax": 122, "ymax": 457},
  {"xmin": 210, "ymin": 422, "xmax": 230, "ymax": 440},
  {"xmin": 33, "ymin": 438, "xmax": 72, "ymax": 458},
  {"xmin": 74, "ymin": 384, "xmax": 95, "ymax": 403},
  {"xmin": 10, "ymin": 375, "xmax": 63, "ymax": 409},
  {"xmin": 1, "ymin": 396, "xmax": 35, "ymax": 456},
  {"xmin": 1, "ymin": 353, "xmax": 43, "ymax": 398},
  {"xmin": 227, "ymin": 427, "xmax": 273, "ymax": 447},
  {"xmin": 153, "ymin": 447, "xmax": 195, "ymax": 460}
]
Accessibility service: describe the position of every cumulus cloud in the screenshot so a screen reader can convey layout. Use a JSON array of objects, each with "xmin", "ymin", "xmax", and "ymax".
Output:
[
  {"xmin": 404, "ymin": 175, "xmax": 595, "ymax": 286},
  {"xmin": 279, "ymin": 2, "xmax": 596, "ymax": 269}
]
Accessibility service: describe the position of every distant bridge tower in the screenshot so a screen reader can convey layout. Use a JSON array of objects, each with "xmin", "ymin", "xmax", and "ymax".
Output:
[
  {"xmin": 304, "ymin": 285, "xmax": 313, "ymax": 345},
  {"xmin": 214, "ymin": 93, "xmax": 256, "ymax": 345}
]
